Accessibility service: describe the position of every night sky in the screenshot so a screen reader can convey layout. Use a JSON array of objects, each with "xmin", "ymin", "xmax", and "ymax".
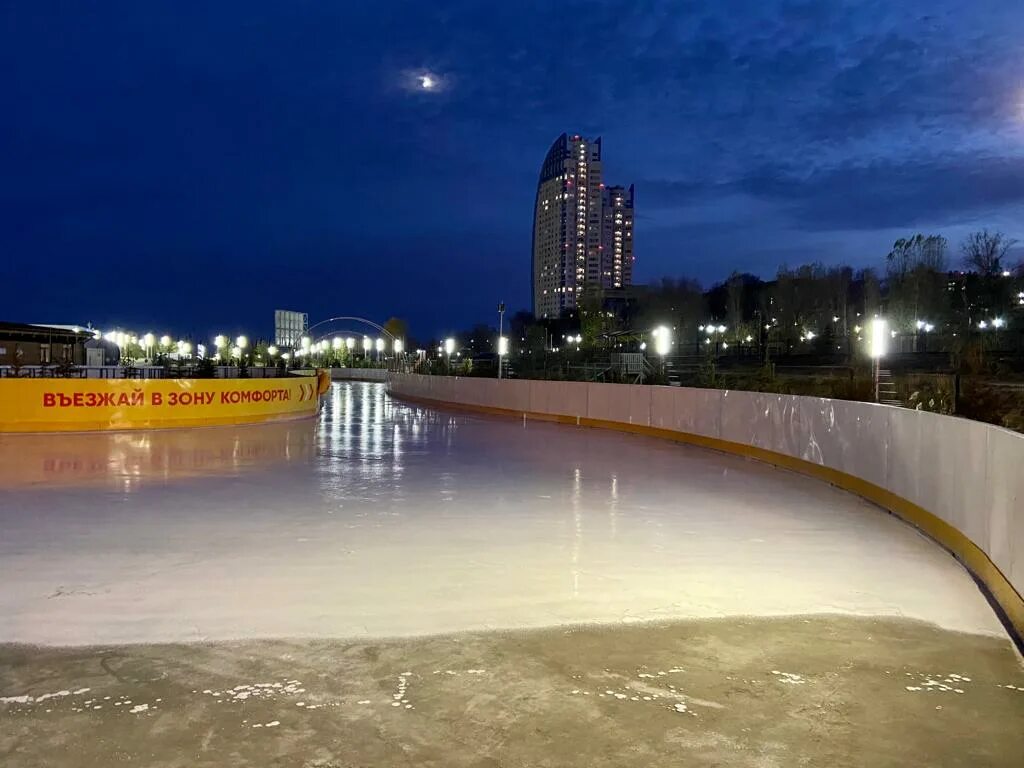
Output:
[{"xmin": 3, "ymin": 1, "xmax": 1022, "ymax": 340}]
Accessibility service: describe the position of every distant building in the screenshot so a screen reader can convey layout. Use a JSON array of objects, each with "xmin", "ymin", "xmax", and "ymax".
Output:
[
  {"xmin": 274, "ymin": 309, "xmax": 308, "ymax": 348},
  {"xmin": 532, "ymin": 133, "xmax": 634, "ymax": 319},
  {"xmin": 0, "ymin": 322, "xmax": 89, "ymax": 368}
]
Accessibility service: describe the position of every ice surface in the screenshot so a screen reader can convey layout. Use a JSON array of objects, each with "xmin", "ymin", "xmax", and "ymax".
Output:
[{"xmin": 0, "ymin": 382, "xmax": 1007, "ymax": 645}]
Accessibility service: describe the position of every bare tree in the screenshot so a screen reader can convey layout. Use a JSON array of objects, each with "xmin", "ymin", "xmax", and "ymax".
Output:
[{"xmin": 961, "ymin": 230, "xmax": 1017, "ymax": 276}]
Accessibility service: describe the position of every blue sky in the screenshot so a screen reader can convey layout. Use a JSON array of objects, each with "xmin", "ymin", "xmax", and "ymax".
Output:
[{"xmin": 2, "ymin": 0, "xmax": 1022, "ymax": 339}]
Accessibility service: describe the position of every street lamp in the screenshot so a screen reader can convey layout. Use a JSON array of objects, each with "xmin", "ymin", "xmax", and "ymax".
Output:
[
  {"xmin": 652, "ymin": 325, "xmax": 671, "ymax": 356},
  {"xmin": 236, "ymin": 335, "xmax": 248, "ymax": 350},
  {"xmin": 362, "ymin": 336, "xmax": 371, "ymax": 361},
  {"xmin": 498, "ymin": 335, "xmax": 508, "ymax": 377},
  {"xmin": 159, "ymin": 335, "xmax": 171, "ymax": 349},
  {"xmin": 393, "ymin": 338, "xmax": 404, "ymax": 354},
  {"xmin": 869, "ymin": 318, "xmax": 888, "ymax": 402},
  {"xmin": 444, "ymin": 337, "xmax": 455, "ymax": 372},
  {"xmin": 267, "ymin": 345, "xmax": 278, "ymax": 356}
]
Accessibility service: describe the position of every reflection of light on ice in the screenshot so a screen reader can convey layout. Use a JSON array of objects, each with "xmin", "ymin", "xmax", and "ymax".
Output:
[{"xmin": 0, "ymin": 382, "xmax": 1009, "ymax": 646}]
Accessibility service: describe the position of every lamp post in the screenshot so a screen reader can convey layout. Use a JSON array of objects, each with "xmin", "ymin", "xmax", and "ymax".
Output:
[
  {"xmin": 444, "ymin": 337, "xmax": 455, "ymax": 374},
  {"xmin": 362, "ymin": 336, "xmax": 371, "ymax": 362},
  {"xmin": 497, "ymin": 301, "xmax": 506, "ymax": 379},
  {"xmin": 869, "ymin": 318, "xmax": 888, "ymax": 402}
]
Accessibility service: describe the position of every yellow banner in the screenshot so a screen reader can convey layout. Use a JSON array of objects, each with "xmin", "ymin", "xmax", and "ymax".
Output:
[{"xmin": 0, "ymin": 376, "xmax": 321, "ymax": 433}]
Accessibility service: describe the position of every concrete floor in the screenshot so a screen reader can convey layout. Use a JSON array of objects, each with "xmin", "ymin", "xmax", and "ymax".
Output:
[
  {"xmin": 2, "ymin": 616, "xmax": 1023, "ymax": 767},
  {"xmin": 1, "ymin": 382, "xmax": 1021, "ymax": 765}
]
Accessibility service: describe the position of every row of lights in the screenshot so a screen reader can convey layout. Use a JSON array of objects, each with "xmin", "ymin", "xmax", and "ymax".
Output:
[{"xmin": 297, "ymin": 336, "xmax": 404, "ymax": 355}]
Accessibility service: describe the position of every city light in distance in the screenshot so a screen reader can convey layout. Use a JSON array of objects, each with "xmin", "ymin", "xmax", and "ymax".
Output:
[
  {"xmin": 394, "ymin": 339, "xmax": 404, "ymax": 354},
  {"xmin": 235, "ymin": 335, "xmax": 248, "ymax": 349},
  {"xmin": 445, "ymin": 337, "xmax": 455, "ymax": 355},
  {"xmin": 346, "ymin": 337, "xmax": 355, "ymax": 350},
  {"xmin": 362, "ymin": 337, "xmax": 372, "ymax": 352},
  {"xmin": 375, "ymin": 338, "xmax": 385, "ymax": 352}
]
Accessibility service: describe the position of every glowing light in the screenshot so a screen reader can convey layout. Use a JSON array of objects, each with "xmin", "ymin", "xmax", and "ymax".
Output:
[
  {"xmin": 267, "ymin": 345, "xmax": 278, "ymax": 356},
  {"xmin": 363, "ymin": 337, "xmax": 372, "ymax": 352},
  {"xmin": 717, "ymin": 325, "xmax": 726, "ymax": 333},
  {"xmin": 497, "ymin": 336, "xmax": 508, "ymax": 356},
  {"xmin": 652, "ymin": 325, "xmax": 671, "ymax": 356},
  {"xmin": 159, "ymin": 335, "xmax": 171, "ymax": 348},
  {"xmin": 394, "ymin": 339, "xmax": 404, "ymax": 354},
  {"xmin": 281, "ymin": 352, "xmax": 291, "ymax": 361},
  {"xmin": 445, "ymin": 337, "xmax": 455, "ymax": 355},
  {"xmin": 143, "ymin": 333, "xmax": 155, "ymax": 348},
  {"xmin": 214, "ymin": 335, "xmax": 227, "ymax": 349},
  {"xmin": 345, "ymin": 337, "xmax": 355, "ymax": 350},
  {"xmin": 978, "ymin": 320, "xmax": 988, "ymax": 329},
  {"xmin": 197, "ymin": 344, "xmax": 206, "ymax": 358},
  {"xmin": 230, "ymin": 346, "xmax": 241, "ymax": 358},
  {"xmin": 870, "ymin": 318, "xmax": 888, "ymax": 358},
  {"xmin": 376, "ymin": 338, "xmax": 385, "ymax": 352},
  {"xmin": 235, "ymin": 335, "xmax": 248, "ymax": 350},
  {"xmin": 419, "ymin": 74, "xmax": 435, "ymax": 90},
  {"xmin": 300, "ymin": 336, "xmax": 311, "ymax": 350},
  {"xmin": 745, "ymin": 335, "xmax": 753, "ymax": 343},
  {"xmin": 332, "ymin": 337, "xmax": 343, "ymax": 350},
  {"xmin": 992, "ymin": 317, "xmax": 1006, "ymax": 328}
]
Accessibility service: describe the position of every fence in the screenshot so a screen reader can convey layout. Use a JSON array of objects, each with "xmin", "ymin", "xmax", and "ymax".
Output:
[{"xmin": 0, "ymin": 365, "xmax": 289, "ymax": 380}]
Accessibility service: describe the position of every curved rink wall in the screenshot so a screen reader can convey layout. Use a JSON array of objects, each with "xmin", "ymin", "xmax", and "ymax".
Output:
[{"xmin": 388, "ymin": 373, "xmax": 1024, "ymax": 642}]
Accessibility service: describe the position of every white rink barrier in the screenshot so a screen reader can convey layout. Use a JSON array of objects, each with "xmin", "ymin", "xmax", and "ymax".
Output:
[
  {"xmin": 387, "ymin": 373, "xmax": 1024, "ymax": 641},
  {"xmin": 330, "ymin": 368, "xmax": 388, "ymax": 382}
]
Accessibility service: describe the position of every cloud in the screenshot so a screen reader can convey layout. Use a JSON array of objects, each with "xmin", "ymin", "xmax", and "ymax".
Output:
[{"xmin": 737, "ymin": 154, "xmax": 1024, "ymax": 230}]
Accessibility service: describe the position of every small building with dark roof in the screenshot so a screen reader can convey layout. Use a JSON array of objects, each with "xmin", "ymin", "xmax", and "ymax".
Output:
[{"xmin": 0, "ymin": 322, "xmax": 91, "ymax": 367}]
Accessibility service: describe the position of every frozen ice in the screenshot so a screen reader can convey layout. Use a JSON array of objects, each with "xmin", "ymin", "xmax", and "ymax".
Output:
[{"xmin": 0, "ymin": 382, "xmax": 1008, "ymax": 646}]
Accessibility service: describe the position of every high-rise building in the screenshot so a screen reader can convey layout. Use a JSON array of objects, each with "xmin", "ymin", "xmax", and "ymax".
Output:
[{"xmin": 532, "ymin": 133, "xmax": 634, "ymax": 319}]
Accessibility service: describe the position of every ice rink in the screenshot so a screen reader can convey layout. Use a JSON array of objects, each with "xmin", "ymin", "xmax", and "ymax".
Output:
[{"xmin": 0, "ymin": 381, "xmax": 1007, "ymax": 646}]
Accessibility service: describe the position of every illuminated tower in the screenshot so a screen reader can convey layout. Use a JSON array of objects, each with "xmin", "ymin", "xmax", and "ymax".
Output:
[{"xmin": 532, "ymin": 134, "xmax": 633, "ymax": 318}]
